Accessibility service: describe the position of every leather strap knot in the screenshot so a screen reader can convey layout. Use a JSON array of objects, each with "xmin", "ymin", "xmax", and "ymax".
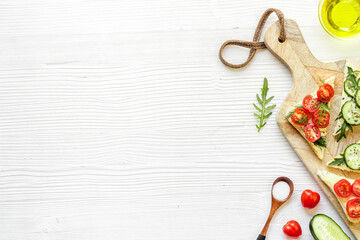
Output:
[{"xmin": 219, "ymin": 8, "xmax": 286, "ymax": 69}]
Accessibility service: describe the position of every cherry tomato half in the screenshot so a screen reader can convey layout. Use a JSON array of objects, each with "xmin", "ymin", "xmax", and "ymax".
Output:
[
  {"xmin": 312, "ymin": 109, "xmax": 330, "ymax": 128},
  {"xmin": 352, "ymin": 180, "xmax": 360, "ymax": 197},
  {"xmin": 301, "ymin": 189, "xmax": 320, "ymax": 209},
  {"xmin": 291, "ymin": 107, "xmax": 309, "ymax": 126},
  {"xmin": 317, "ymin": 84, "xmax": 334, "ymax": 103},
  {"xmin": 334, "ymin": 179, "xmax": 352, "ymax": 198},
  {"xmin": 303, "ymin": 95, "xmax": 321, "ymax": 113},
  {"xmin": 283, "ymin": 220, "xmax": 302, "ymax": 238},
  {"xmin": 347, "ymin": 198, "xmax": 360, "ymax": 218},
  {"xmin": 304, "ymin": 124, "xmax": 321, "ymax": 143}
]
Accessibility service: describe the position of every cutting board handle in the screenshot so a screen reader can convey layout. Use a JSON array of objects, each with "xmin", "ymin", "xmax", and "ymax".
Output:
[{"xmin": 264, "ymin": 19, "xmax": 333, "ymax": 74}]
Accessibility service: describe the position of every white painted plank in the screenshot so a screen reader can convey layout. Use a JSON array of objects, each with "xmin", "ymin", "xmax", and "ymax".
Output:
[{"xmin": 0, "ymin": 0, "xmax": 356, "ymax": 239}]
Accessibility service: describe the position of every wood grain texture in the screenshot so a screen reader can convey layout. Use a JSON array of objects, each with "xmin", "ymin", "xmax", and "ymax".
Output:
[
  {"xmin": 1, "ymin": 0, "xmax": 360, "ymax": 239},
  {"xmin": 265, "ymin": 19, "xmax": 360, "ymax": 238}
]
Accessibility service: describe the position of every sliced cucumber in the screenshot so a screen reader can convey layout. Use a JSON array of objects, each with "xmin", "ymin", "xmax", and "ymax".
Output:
[
  {"xmin": 356, "ymin": 89, "xmax": 360, "ymax": 107},
  {"xmin": 344, "ymin": 79, "xmax": 357, "ymax": 97},
  {"xmin": 342, "ymin": 100, "xmax": 360, "ymax": 126},
  {"xmin": 344, "ymin": 143, "xmax": 360, "ymax": 170},
  {"xmin": 310, "ymin": 214, "xmax": 350, "ymax": 240}
]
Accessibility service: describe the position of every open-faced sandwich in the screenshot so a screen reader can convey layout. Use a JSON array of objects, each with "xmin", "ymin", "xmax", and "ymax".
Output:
[
  {"xmin": 286, "ymin": 77, "xmax": 335, "ymax": 160},
  {"xmin": 334, "ymin": 66, "xmax": 360, "ymax": 141},
  {"xmin": 328, "ymin": 141, "xmax": 360, "ymax": 172},
  {"xmin": 318, "ymin": 170, "xmax": 360, "ymax": 223}
]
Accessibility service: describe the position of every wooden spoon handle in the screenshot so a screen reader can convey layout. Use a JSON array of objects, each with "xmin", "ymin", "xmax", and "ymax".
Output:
[
  {"xmin": 257, "ymin": 177, "xmax": 294, "ymax": 237},
  {"xmin": 259, "ymin": 205, "xmax": 279, "ymax": 236},
  {"xmin": 256, "ymin": 234, "xmax": 266, "ymax": 240}
]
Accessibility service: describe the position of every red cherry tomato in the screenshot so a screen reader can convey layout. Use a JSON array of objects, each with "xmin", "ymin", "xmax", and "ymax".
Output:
[
  {"xmin": 301, "ymin": 189, "xmax": 320, "ymax": 208},
  {"xmin": 283, "ymin": 220, "xmax": 302, "ymax": 238},
  {"xmin": 317, "ymin": 84, "xmax": 334, "ymax": 103},
  {"xmin": 291, "ymin": 107, "xmax": 309, "ymax": 126},
  {"xmin": 334, "ymin": 179, "xmax": 352, "ymax": 198},
  {"xmin": 352, "ymin": 180, "xmax": 360, "ymax": 197},
  {"xmin": 347, "ymin": 198, "xmax": 360, "ymax": 218},
  {"xmin": 304, "ymin": 124, "xmax": 321, "ymax": 143},
  {"xmin": 302, "ymin": 95, "xmax": 321, "ymax": 113},
  {"xmin": 312, "ymin": 109, "xmax": 330, "ymax": 128}
]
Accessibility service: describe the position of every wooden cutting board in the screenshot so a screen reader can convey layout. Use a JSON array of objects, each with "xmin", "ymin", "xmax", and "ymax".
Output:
[{"xmin": 264, "ymin": 19, "xmax": 360, "ymax": 238}]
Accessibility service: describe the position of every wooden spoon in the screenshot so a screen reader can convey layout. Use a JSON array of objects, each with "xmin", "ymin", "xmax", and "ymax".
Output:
[{"xmin": 256, "ymin": 176, "xmax": 294, "ymax": 240}]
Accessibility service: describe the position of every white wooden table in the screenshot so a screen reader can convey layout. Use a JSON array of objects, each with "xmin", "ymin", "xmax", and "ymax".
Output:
[{"xmin": 1, "ymin": 0, "xmax": 360, "ymax": 239}]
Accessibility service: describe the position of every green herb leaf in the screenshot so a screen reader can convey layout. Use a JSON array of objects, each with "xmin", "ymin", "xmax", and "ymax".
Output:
[
  {"xmin": 313, "ymin": 136, "xmax": 326, "ymax": 148},
  {"xmin": 335, "ymin": 111, "xmax": 343, "ymax": 121},
  {"xmin": 253, "ymin": 103, "xmax": 261, "ymax": 112},
  {"xmin": 253, "ymin": 78, "xmax": 276, "ymax": 132},
  {"xmin": 265, "ymin": 96, "xmax": 274, "ymax": 105},
  {"xmin": 329, "ymin": 154, "xmax": 346, "ymax": 166},
  {"xmin": 336, "ymin": 119, "xmax": 353, "ymax": 142},
  {"xmin": 335, "ymin": 107, "xmax": 355, "ymax": 142},
  {"xmin": 346, "ymin": 66, "xmax": 359, "ymax": 92},
  {"xmin": 318, "ymin": 102, "xmax": 330, "ymax": 117},
  {"xmin": 319, "ymin": 77, "xmax": 325, "ymax": 85},
  {"xmin": 265, "ymin": 104, "xmax": 276, "ymax": 112}
]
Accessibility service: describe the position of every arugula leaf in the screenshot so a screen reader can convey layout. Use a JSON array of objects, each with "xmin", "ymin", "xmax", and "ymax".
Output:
[
  {"xmin": 336, "ymin": 119, "xmax": 353, "ymax": 142},
  {"xmin": 329, "ymin": 153, "xmax": 346, "ymax": 166},
  {"xmin": 318, "ymin": 102, "xmax": 330, "ymax": 117},
  {"xmin": 336, "ymin": 111, "xmax": 343, "ymax": 121},
  {"xmin": 346, "ymin": 66, "xmax": 359, "ymax": 91},
  {"xmin": 313, "ymin": 136, "xmax": 326, "ymax": 148},
  {"xmin": 348, "ymin": 66, "xmax": 354, "ymax": 74},
  {"xmin": 335, "ymin": 110, "xmax": 354, "ymax": 142},
  {"xmin": 253, "ymin": 78, "xmax": 276, "ymax": 132}
]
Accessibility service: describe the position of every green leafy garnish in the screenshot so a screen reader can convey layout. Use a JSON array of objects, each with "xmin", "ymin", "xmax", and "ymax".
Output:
[
  {"xmin": 335, "ymin": 109, "xmax": 354, "ymax": 142},
  {"xmin": 253, "ymin": 78, "xmax": 276, "ymax": 132},
  {"xmin": 318, "ymin": 102, "xmax": 330, "ymax": 117},
  {"xmin": 319, "ymin": 77, "xmax": 325, "ymax": 85},
  {"xmin": 329, "ymin": 153, "xmax": 346, "ymax": 166},
  {"xmin": 298, "ymin": 116, "xmax": 308, "ymax": 125},
  {"xmin": 346, "ymin": 66, "xmax": 359, "ymax": 92},
  {"xmin": 313, "ymin": 136, "xmax": 326, "ymax": 148},
  {"xmin": 336, "ymin": 120, "xmax": 353, "ymax": 142}
]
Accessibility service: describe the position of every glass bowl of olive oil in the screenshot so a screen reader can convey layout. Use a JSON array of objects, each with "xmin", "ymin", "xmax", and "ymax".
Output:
[{"xmin": 319, "ymin": 0, "xmax": 360, "ymax": 39}]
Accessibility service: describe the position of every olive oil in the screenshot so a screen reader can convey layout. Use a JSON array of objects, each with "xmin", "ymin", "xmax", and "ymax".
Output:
[{"xmin": 319, "ymin": 0, "xmax": 360, "ymax": 39}]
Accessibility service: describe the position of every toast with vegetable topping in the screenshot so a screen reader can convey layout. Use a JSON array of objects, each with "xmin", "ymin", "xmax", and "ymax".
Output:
[
  {"xmin": 286, "ymin": 77, "xmax": 335, "ymax": 160},
  {"xmin": 334, "ymin": 64, "xmax": 360, "ymax": 141},
  {"xmin": 328, "ymin": 141, "xmax": 360, "ymax": 172},
  {"xmin": 318, "ymin": 170, "xmax": 360, "ymax": 224}
]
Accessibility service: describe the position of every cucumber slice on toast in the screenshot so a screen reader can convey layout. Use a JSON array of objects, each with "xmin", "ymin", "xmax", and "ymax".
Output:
[
  {"xmin": 355, "ymin": 89, "xmax": 360, "ymax": 107},
  {"xmin": 344, "ymin": 143, "xmax": 360, "ymax": 170},
  {"xmin": 342, "ymin": 100, "xmax": 360, "ymax": 126},
  {"xmin": 344, "ymin": 79, "xmax": 357, "ymax": 97}
]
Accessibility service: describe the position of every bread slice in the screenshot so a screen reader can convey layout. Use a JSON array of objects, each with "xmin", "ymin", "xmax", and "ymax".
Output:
[
  {"xmin": 288, "ymin": 113, "xmax": 325, "ymax": 160},
  {"xmin": 287, "ymin": 77, "xmax": 335, "ymax": 160},
  {"xmin": 318, "ymin": 170, "xmax": 360, "ymax": 223},
  {"xmin": 327, "ymin": 140, "xmax": 360, "ymax": 172}
]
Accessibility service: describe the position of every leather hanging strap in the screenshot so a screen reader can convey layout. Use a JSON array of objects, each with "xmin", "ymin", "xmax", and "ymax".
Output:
[{"xmin": 219, "ymin": 8, "xmax": 286, "ymax": 69}]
